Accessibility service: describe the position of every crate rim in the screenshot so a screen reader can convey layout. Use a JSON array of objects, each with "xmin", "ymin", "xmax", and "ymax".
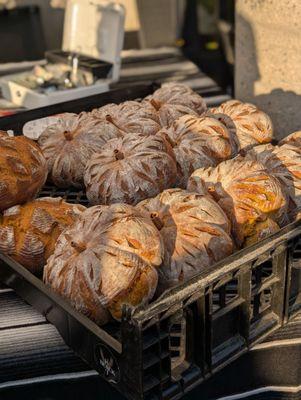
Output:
[
  {"xmin": 1, "ymin": 219, "xmax": 300, "ymax": 347},
  {"xmin": 132, "ymin": 219, "xmax": 301, "ymax": 323}
]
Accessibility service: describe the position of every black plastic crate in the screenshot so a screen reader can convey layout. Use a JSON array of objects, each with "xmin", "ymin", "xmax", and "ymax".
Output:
[
  {"xmin": 285, "ymin": 235, "xmax": 301, "ymax": 321},
  {"xmin": 0, "ymin": 84, "xmax": 301, "ymax": 400}
]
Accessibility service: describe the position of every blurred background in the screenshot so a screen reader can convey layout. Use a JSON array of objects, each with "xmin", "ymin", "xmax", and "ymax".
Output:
[{"xmin": 0, "ymin": 0, "xmax": 235, "ymax": 92}]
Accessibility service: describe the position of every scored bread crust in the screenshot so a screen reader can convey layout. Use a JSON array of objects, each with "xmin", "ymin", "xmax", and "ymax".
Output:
[
  {"xmin": 279, "ymin": 131, "xmax": 301, "ymax": 147},
  {"xmin": 38, "ymin": 113, "xmax": 119, "ymax": 188},
  {"xmin": 137, "ymin": 188, "xmax": 233, "ymax": 291},
  {"xmin": 160, "ymin": 114, "xmax": 240, "ymax": 188},
  {"xmin": 0, "ymin": 131, "xmax": 47, "ymax": 211},
  {"xmin": 0, "ymin": 197, "xmax": 85, "ymax": 274},
  {"xmin": 43, "ymin": 204, "xmax": 164, "ymax": 323},
  {"xmin": 210, "ymin": 100, "xmax": 273, "ymax": 151},
  {"xmin": 89, "ymin": 100, "xmax": 161, "ymax": 136},
  {"xmin": 84, "ymin": 132, "xmax": 177, "ymax": 206},
  {"xmin": 142, "ymin": 83, "xmax": 207, "ymax": 128},
  {"xmin": 246, "ymin": 142, "xmax": 301, "ymax": 220},
  {"xmin": 188, "ymin": 156, "xmax": 287, "ymax": 247}
]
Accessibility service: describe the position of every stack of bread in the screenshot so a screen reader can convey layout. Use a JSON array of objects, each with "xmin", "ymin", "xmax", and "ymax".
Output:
[{"xmin": 3, "ymin": 82, "xmax": 301, "ymax": 326}]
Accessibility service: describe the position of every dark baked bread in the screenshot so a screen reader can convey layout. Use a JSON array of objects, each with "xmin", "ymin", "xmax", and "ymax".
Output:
[
  {"xmin": 38, "ymin": 113, "xmax": 119, "ymax": 188},
  {"xmin": 84, "ymin": 133, "xmax": 177, "ymax": 205},
  {"xmin": 44, "ymin": 204, "xmax": 164, "ymax": 323},
  {"xmin": 137, "ymin": 188, "xmax": 233, "ymax": 291},
  {"xmin": 0, "ymin": 131, "xmax": 47, "ymax": 211},
  {"xmin": 0, "ymin": 197, "xmax": 85, "ymax": 274},
  {"xmin": 160, "ymin": 114, "xmax": 239, "ymax": 187}
]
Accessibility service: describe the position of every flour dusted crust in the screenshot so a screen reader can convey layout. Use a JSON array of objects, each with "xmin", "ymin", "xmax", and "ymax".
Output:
[
  {"xmin": 188, "ymin": 157, "xmax": 287, "ymax": 247},
  {"xmin": 43, "ymin": 204, "xmax": 164, "ymax": 323},
  {"xmin": 143, "ymin": 83, "xmax": 207, "ymax": 127},
  {"xmin": 90, "ymin": 100, "xmax": 161, "ymax": 136},
  {"xmin": 0, "ymin": 131, "xmax": 47, "ymax": 211},
  {"xmin": 38, "ymin": 113, "xmax": 120, "ymax": 188},
  {"xmin": 137, "ymin": 188, "xmax": 233, "ymax": 291},
  {"xmin": 279, "ymin": 131, "xmax": 301, "ymax": 147},
  {"xmin": 160, "ymin": 114, "xmax": 240, "ymax": 187},
  {"xmin": 246, "ymin": 142, "xmax": 301, "ymax": 220},
  {"xmin": 210, "ymin": 100, "xmax": 273, "ymax": 151},
  {"xmin": 84, "ymin": 133, "xmax": 177, "ymax": 205},
  {"xmin": 0, "ymin": 197, "xmax": 85, "ymax": 274}
]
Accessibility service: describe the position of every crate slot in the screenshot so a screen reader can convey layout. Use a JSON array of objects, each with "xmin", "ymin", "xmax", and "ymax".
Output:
[
  {"xmin": 143, "ymin": 350, "xmax": 169, "ymax": 370},
  {"xmin": 212, "ymin": 334, "xmax": 246, "ymax": 367},
  {"xmin": 212, "ymin": 278, "xmax": 239, "ymax": 314},
  {"xmin": 143, "ymin": 374, "xmax": 160, "ymax": 392},
  {"xmin": 143, "ymin": 332, "xmax": 168, "ymax": 351}
]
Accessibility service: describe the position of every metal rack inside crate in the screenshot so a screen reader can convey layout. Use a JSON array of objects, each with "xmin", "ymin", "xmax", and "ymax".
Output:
[{"xmin": 39, "ymin": 184, "xmax": 89, "ymax": 206}]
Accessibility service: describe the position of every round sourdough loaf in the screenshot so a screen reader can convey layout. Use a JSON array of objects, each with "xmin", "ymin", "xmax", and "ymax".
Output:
[
  {"xmin": 84, "ymin": 132, "xmax": 177, "ymax": 205},
  {"xmin": 0, "ymin": 197, "xmax": 85, "ymax": 274},
  {"xmin": 246, "ymin": 142, "xmax": 301, "ymax": 221},
  {"xmin": 188, "ymin": 156, "xmax": 287, "ymax": 247},
  {"xmin": 0, "ymin": 131, "xmax": 47, "ymax": 211},
  {"xmin": 38, "ymin": 113, "xmax": 119, "ymax": 188},
  {"xmin": 89, "ymin": 100, "xmax": 161, "ymax": 136},
  {"xmin": 43, "ymin": 204, "xmax": 164, "ymax": 323},
  {"xmin": 160, "ymin": 114, "xmax": 239, "ymax": 187},
  {"xmin": 143, "ymin": 83, "xmax": 207, "ymax": 127},
  {"xmin": 209, "ymin": 100, "xmax": 273, "ymax": 151},
  {"xmin": 279, "ymin": 131, "xmax": 301, "ymax": 147},
  {"xmin": 137, "ymin": 188, "xmax": 233, "ymax": 291}
]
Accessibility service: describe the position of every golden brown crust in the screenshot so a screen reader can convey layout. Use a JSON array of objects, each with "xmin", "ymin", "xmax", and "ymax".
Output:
[
  {"xmin": 159, "ymin": 114, "xmax": 239, "ymax": 187},
  {"xmin": 0, "ymin": 132, "xmax": 47, "ymax": 211},
  {"xmin": 246, "ymin": 142, "xmax": 301, "ymax": 221},
  {"xmin": 0, "ymin": 197, "xmax": 85, "ymax": 274},
  {"xmin": 43, "ymin": 204, "xmax": 163, "ymax": 324},
  {"xmin": 89, "ymin": 101, "xmax": 161, "ymax": 136},
  {"xmin": 38, "ymin": 114, "xmax": 119, "ymax": 188},
  {"xmin": 137, "ymin": 188, "xmax": 233, "ymax": 291},
  {"xmin": 243, "ymin": 218, "xmax": 280, "ymax": 248},
  {"xmin": 279, "ymin": 131, "xmax": 301, "ymax": 147},
  {"xmin": 143, "ymin": 83, "xmax": 207, "ymax": 127},
  {"xmin": 210, "ymin": 100, "xmax": 273, "ymax": 151},
  {"xmin": 84, "ymin": 133, "xmax": 177, "ymax": 205},
  {"xmin": 188, "ymin": 157, "xmax": 287, "ymax": 247}
]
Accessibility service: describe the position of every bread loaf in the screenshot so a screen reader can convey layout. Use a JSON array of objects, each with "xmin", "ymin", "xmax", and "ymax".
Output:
[
  {"xmin": 160, "ymin": 114, "xmax": 239, "ymax": 187},
  {"xmin": 246, "ymin": 142, "xmax": 301, "ymax": 220},
  {"xmin": 89, "ymin": 100, "xmax": 161, "ymax": 136},
  {"xmin": 279, "ymin": 131, "xmax": 301, "ymax": 147},
  {"xmin": 137, "ymin": 188, "xmax": 233, "ymax": 291},
  {"xmin": 243, "ymin": 218, "xmax": 280, "ymax": 248},
  {"xmin": 44, "ymin": 204, "xmax": 164, "ymax": 323},
  {"xmin": 210, "ymin": 100, "xmax": 273, "ymax": 151},
  {"xmin": 143, "ymin": 83, "xmax": 207, "ymax": 127},
  {"xmin": 0, "ymin": 131, "xmax": 47, "ymax": 211},
  {"xmin": 188, "ymin": 157, "xmax": 287, "ymax": 247},
  {"xmin": 0, "ymin": 197, "xmax": 85, "ymax": 274},
  {"xmin": 38, "ymin": 113, "xmax": 119, "ymax": 188},
  {"xmin": 84, "ymin": 133, "xmax": 177, "ymax": 205}
]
